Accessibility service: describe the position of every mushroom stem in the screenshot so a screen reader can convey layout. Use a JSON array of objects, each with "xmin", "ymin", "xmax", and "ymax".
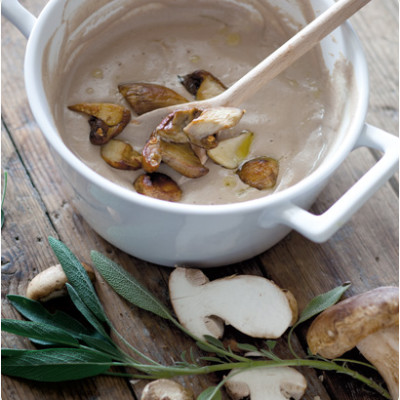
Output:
[{"xmin": 356, "ymin": 325, "xmax": 399, "ymax": 400}]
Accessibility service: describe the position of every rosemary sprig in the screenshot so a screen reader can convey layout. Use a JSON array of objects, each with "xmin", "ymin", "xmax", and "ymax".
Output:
[{"xmin": 1, "ymin": 237, "xmax": 390, "ymax": 399}]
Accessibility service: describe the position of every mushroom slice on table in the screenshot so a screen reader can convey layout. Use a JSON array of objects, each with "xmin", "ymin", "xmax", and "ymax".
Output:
[
  {"xmin": 179, "ymin": 70, "xmax": 227, "ymax": 100},
  {"xmin": 141, "ymin": 379, "xmax": 194, "ymax": 400},
  {"xmin": 183, "ymin": 107, "xmax": 245, "ymax": 149},
  {"xmin": 306, "ymin": 286, "xmax": 399, "ymax": 400},
  {"xmin": 68, "ymin": 102, "xmax": 131, "ymax": 145},
  {"xmin": 224, "ymin": 367, "xmax": 307, "ymax": 400},
  {"xmin": 169, "ymin": 267, "xmax": 298, "ymax": 339},
  {"xmin": 118, "ymin": 82, "xmax": 188, "ymax": 115},
  {"xmin": 159, "ymin": 140, "xmax": 209, "ymax": 178},
  {"xmin": 134, "ymin": 172, "xmax": 182, "ymax": 202},
  {"xmin": 26, "ymin": 263, "xmax": 95, "ymax": 302},
  {"xmin": 101, "ymin": 139, "xmax": 142, "ymax": 170}
]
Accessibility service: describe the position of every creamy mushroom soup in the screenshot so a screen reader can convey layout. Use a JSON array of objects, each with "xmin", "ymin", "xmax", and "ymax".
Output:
[{"xmin": 48, "ymin": 0, "xmax": 353, "ymax": 204}]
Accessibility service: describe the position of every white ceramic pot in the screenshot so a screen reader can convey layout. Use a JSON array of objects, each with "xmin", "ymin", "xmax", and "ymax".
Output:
[{"xmin": 2, "ymin": 0, "xmax": 398, "ymax": 267}]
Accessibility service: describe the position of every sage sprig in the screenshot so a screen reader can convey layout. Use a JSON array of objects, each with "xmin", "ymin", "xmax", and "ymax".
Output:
[{"xmin": 1, "ymin": 238, "xmax": 390, "ymax": 400}]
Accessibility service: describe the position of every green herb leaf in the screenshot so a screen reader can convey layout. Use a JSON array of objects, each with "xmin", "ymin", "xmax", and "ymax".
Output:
[
  {"xmin": 2, "ymin": 348, "xmax": 112, "ymax": 382},
  {"xmin": 203, "ymin": 335, "xmax": 225, "ymax": 350},
  {"xmin": 2, "ymin": 319, "xmax": 79, "ymax": 347},
  {"xmin": 1, "ymin": 171, "xmax": 8, "ymax": 229},
  {"xmin": 294, "ymin": 282, "xmax": 351, "ymax": 328},
  {"xmin": 7, "ymin": 295, "xmax": 91, "ymax": 338},
  {"xmin": 80, "ymin": 334, "xmax": 122, "ymax": 360},
  {"xmin": 48, "ymin": 237, "xmax": 107, "ymax": 322},
  {"xmin": 236, "ymin": 343, "xmax": 258, "ymax": 352},
  {"xmin": 66, "ymin": 284, "xmax": 109, "ymax": 339},
  {"xmin": 91, "ymin": 251, "xmax": 173, "ymax": 320},
  {"xmin": 197, "ymin": 386, "xmax": 222, "ymax": 400}
]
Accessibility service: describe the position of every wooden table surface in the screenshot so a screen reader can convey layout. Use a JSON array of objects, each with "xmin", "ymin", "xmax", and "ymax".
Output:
[{"xmin": 1, "ymin": 1, "xmax": 398, "ymax": 399}]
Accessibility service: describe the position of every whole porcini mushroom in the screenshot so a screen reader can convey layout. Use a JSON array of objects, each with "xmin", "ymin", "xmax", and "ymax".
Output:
[
  {"xmin": 306, "ymin": 286, "xmax": 399, "ymax": 400},
  {"xmin": 141, "ymin": 379, "xmax": 194, "ymax": 400},
  {"xmin": 26, "ymin": 263, "xmax": 95, "ymax": 302},
  {"xmin": 169, "ymin": 267, "xmax": 298, "ymax": 339},
  {"xmin": 224, "ymin": 366, "xmax": 307, "ymax": 400}
]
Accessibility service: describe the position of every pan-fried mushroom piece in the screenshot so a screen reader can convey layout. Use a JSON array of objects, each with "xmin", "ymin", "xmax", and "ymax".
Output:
[
  {"xmin": 118, "ymin": 82, "xmax": 188, "ymax": 115},
  {"xmin": 100, "ymin": 139, "xmax": 142, "ymax": 170},
  {"xmin": 156, "ymin": 109, "xmax": 200, "ymax": 144},
  {"xmin": 142, "ymin": 132, "xmax": 163, "ymax": 173},
  {"xmin": 179, "ymin": 70, "xmax": 227, "ymax": 100},
  {"xmin": 224, "ymin": 367, "xmax": 307, "ymax": 400},
  {"xmin": 237, "ymin": 157, "xmax": 279, "ymax": 190},
  {"xmin": 183, "ymin": 107, "xmax": 244, "ymax": 149},
  {"xmin": 26, "ymin": 263, "xmax": 95, "ymax": 302},
  {"xmin": 134, "ymin": 172, "xmax": 182, "ymax": 202},
  {"xmin": 207, "ymin": 130, "xmax": 253, "ymax": 169},
  {"xmin": 169, "ymin": 267, "xmax": 298, "ymax": 339},
  {"xmin": 141, "ymin": 379, "xmax": 194, "ymax": 400},
  {"xmin": 307, "ymin": 286, "xmax": 399, "ymax": 400},
  {"xmin": 160, "ymin": 140, "xmax": 209, "ymax": 178},
  {"xmin": 68, "ymin": 103, "xmax": 131, "ymax": 145}
]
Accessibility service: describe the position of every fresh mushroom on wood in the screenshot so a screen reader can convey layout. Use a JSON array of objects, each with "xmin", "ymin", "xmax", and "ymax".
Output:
[
  {"xmin": 306, "ymin": 286, "xmax": 399, "ymax": 400},
  {"xmin": 141, "ymin": 379, "xmax": 194, "ymax": 400},
  {"xmin": 26, "ymin": 263, "xmax": 95, "ymax": 302},
  {"xmin": 169, "ymin": 267, "xmax": 298, "ymax": 339},
  {"xmin": 224, "ymin": 366, "xmax": 307, "ymax": 400}
]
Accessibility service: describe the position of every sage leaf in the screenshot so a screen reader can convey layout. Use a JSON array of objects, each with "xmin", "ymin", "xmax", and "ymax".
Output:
[
  {"xmin": 2, "ymin": 348, "xmax": 112, "ymax": 382},
  {"xmin": 91, "ymin": 251, "xmax": 173, "ymax": 320},
  {"xmin": 80, "ymin": 334, "xmax": 122, "ymax": 360},
  {"xmin": 2, "ymin": 319, "xmax": 79, "ymax": 347},
  {"xmin": 48, "ymin": 237, "xmax": 107, "ymax": 322},
  {"xmin": 66, "ymin": 284, "xmax": 109, "ymax": 339},
  {"xmin": 7, "ymin": 295, "xmax": 90, "ymax": 338},
  {"xmin": 197, "ymin": 386, "xmax": 222, "ymax": 400},
  {"xmin": 294, "ymin": 282, "xmax": 351, "ymax": 328}
]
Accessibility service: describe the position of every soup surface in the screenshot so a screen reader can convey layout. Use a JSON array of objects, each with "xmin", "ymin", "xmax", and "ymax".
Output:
[{"xmin": 51, "ymin": 0, "xmax": 351, "ymax": 204}]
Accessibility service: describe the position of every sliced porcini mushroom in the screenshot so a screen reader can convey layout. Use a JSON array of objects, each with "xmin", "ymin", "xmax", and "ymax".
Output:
[
  {"xmin": 118, "ymin": 82, "xmax": 188, "ymax": 115},
  {"xmin": 169, "ymin": 267, "xmax": 298, "ymax": 339},
  {"xmin": 100, "ymin": 139, "xmax": 142, "ymax": 170},
  {"xmin": 68, "ymin": 102, "xmax": 131, "ymax": 145},
  {"xmin": 26, "ymin": 263, "xmax": 95, "ymax": 302},
  {"xmin": 183, "ymin": 107, "xmax": 244, "ymax": 149},
  {"xmin": 179, "ymin": 70, "xmax": 227, "ymax": 100},
  {"xmin": 224, "ymin": 367, "xmax": 307, "ymax": 400},
  {"xmin": 141, "ymin": 379, "xmax": 194, "ymax": 400},
  {"xmin": 160, "ymin": 140, "xmax": 209, "ymax": 178},
  {"xmin": 142, "ymin": 132, "xmax": 163, "ymax": 173},
  {"xmin": 237, "ymin": 157, "xmax": 279, "ymax": 190},
  {"xmin": 207, "ymin": 130, "xmax": 253, "ymax": 169},
  {"xmin": 306, "ymin": 286, "xmax": 399, "ymax": 400},
  {"xmin": 134, "ymin": 172, "xmax": 182, "ymax": 202},
  {"xmin": 155, "ymin": 108, "xmax": 200, "ymax": 144}
]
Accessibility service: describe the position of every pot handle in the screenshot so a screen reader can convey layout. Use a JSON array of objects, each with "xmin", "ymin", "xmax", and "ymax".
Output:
[
  {"xmin": 267, "ymin": 124, "xmax": 398, "ymax": 242},
  {"xmin": 1, "ymin": 0, "xmax": 37, "ymax": 39}
]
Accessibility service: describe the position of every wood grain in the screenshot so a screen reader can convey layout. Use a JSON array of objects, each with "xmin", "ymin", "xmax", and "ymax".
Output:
[{"xmin": 1, "ymin": 1, "xmax": 398, "ymax": 399}]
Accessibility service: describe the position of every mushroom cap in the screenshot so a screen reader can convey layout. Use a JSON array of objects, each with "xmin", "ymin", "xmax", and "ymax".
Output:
[
  {"xmin": 26, "ymin": 263, "xmax": 95, "ymax": 301},
  {"xmin": 306, "ymin": 286, "xmax": 399, "ymax": 359},
  {"xmin": 141, "ymin": 379, "xmax": 194, "ymax": 400}
]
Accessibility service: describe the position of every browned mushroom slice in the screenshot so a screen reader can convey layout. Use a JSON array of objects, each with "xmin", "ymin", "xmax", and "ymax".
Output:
[
  {"xmin": 118, "ymin": 83, "xmax": 188, "ymax": 115},
  {"xmin": 134, "ymin": 173, "xmax": 182, "ymax": 202},
  {"xmin": 160, "ymin": 140, "xmax": 209, "ymax": 178},
  {"xmin": 237, "ymin": 157, "xmax": 279, "ymax": 190},
  {"xmin": 183, "ymin": 107, "xmax": 244, "ymax": 149},
  {"xmin": 156, "ymin": 108, "xmax": 201, "ymax": 143},
  {"xmin": 100, "ymin": 139, "xmax": 142, "ymax": 170},
  {"xmin": 179, "ymin": 70, "xmax": 227, "ymax": 100},
  {"xmin": 142, "ymin": 132, "xmax": 163, "ymax": 173},
  {"xmin": 68, "ymin": 102, "xmax": 131, "ymax": 145}
]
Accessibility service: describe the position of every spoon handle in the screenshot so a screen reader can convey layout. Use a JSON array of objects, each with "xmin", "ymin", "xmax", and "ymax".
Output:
[{"xmin": 218, "ymin": 0, "xmax": 371, "ymax": 107}]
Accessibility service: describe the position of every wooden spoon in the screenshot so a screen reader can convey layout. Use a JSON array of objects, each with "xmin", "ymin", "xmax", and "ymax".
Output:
[{"xmin": 132, "ymin": 0, "xmax": 371, "ymax": 132}]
